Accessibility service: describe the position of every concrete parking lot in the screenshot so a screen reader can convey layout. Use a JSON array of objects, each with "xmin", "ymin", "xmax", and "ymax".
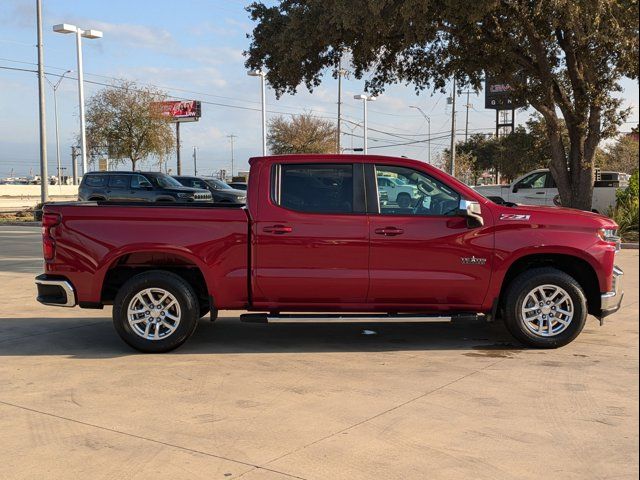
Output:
[{"xmin": 0, "ymin": 225, "xmax": 637, "ymax": 480}]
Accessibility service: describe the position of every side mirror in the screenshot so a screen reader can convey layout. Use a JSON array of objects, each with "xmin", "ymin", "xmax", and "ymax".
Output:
[
  {"xmin": 512, "ymin": 184, "xmax": 519, "ymax": 193},
  {"xmin": 459, "ymin": 199, "xmax": 484, "ymax": 227}
]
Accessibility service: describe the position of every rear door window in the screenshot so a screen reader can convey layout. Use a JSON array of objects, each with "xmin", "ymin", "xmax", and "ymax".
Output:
[
  {"xmin": 274, "ymin": 164, "xmax": 355, "ymax": 214},
  {"xmin": 109, "ymin": 175, "xmax": 130, "ymax": 189},
  {"xmin": 84, "ymin": 175, "xmax": 107, "ymax": 187}
]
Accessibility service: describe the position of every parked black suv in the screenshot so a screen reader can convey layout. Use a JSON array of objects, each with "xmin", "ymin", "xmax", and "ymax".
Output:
[
  {"xmin": 173, "ymin": 176, "xmax": 247, "ymax": 204},
  {"xmin": 79, "ymin": 172, "xmax": 213, "ymax": 203}
]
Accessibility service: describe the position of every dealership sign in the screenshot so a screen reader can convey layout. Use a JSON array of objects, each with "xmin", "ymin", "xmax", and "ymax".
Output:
[
  {"xmin": 155, "ymin": 100, "xmax": 202, "ymax": 122},
  {"xmin": 484, "ymin": 78, "xmax": 526, "ymax": 110}
]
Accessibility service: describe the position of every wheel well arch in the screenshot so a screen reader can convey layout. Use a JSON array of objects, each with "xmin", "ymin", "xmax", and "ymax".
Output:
[
  {"xmin": 498, "ymin": 254, "xmax": 601, "ymax": 316},
  {"xmin": 100, "ymin": 251, "xmax": 209, "ymax": 307}
]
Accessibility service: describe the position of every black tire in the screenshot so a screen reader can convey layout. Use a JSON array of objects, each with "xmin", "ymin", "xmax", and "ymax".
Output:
[
  {"xmin": 503, "ymin": 267, "xmax": 587, "ymax": 348},
  {"xmin": 397, "ymin": 193, "xmax": 411, "ymax": 208},
  {"xmin": 113, "ymin": 270, "xmax": 199, "ymax": 353}
]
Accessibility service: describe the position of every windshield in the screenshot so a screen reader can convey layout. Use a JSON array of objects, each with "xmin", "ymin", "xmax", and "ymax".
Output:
[
  {"xmin": 205, "ymin": 178, "xmax": 232, "ymax": 190},
  {"xmin": 149, "ymin": 174, "xmax": 184, "ymax": 188}
]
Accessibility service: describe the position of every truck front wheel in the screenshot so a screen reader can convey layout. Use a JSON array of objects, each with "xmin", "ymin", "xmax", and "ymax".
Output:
[
  {"xmin": 503, "ymin": 268, "xmax": 587, "ymax": 348},
  {"xmin": 112, "ymin": 271, "xmax": 199, "ymax": 353}
]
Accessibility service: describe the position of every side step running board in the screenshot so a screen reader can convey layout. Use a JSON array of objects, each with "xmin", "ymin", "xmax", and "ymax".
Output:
[{"xmin": 240, "ymin": 313, "xmax": 481, "ymax": 324}]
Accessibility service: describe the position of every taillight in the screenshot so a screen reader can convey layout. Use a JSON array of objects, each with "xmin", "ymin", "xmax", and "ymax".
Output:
[{"xmin": 42, "ymin": 212, "xmax": 61, "ymax": 261}]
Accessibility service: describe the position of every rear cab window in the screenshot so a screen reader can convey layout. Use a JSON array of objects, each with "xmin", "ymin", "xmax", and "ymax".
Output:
[{"xmin": 272, "ymin": 163, "xmax": 360, "ymax": 214}]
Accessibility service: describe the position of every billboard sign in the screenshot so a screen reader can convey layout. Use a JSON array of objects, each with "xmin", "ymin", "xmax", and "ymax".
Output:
[
  {"xmin": 155, "ymin": 100, "xmax": 202, "ymax": 122},
  {"xmin": 484, "ymin": 78, "xmax": 526, "ymax": 110}
]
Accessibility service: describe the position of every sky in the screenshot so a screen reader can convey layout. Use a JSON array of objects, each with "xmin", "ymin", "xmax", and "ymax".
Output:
[{"xmin": 0, "ymin": 0, "xmax": 638, "ymax": 178}]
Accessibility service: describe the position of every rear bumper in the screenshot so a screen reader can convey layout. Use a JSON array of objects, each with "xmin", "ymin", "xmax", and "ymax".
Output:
[
  {"xmin": 35, "ymin": 274, "xmax": 76, "ymax": 307},
  {"xmin": 599, "ymin": 266, "xmax": 624, "ymax": 319}
]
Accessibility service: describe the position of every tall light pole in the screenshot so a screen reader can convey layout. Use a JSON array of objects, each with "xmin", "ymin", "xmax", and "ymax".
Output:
[
  {"xmin": 53, "ymin": 23, "xmax": 103, "ymax": 179},
  {"xmin": 336, "ymin": 60, "xmax": 347, "ymax": 153},
  {"xmin": 46, "ymin": 70, "xmax": 72, "ymax": 185},
  {"xmin": 192, "ymin": 146, "xmax": 198, "ymax": 176},
  {"xmin": 227, "ymin": 134, "xmax": 237, "ymax": 178},
  {"xmin": 354, "ymin": 94, "xmax": 376, "ymax": 154},
  {"xmin": 448, "ymin": 78, "xmax": 457, "ymax": 176},
  {"xmin": 36, "ymin": 0, "xmax": 48, "ymax": 203},
  {"xmin": 409, "ymin": 106, "xmax": 431, "ymax": 165},
  {"xmin": 247, "ymin": 70, "xmax": 267, "ymax": 156}
]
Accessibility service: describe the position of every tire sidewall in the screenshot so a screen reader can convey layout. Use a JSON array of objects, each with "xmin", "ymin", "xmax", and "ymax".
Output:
[
  {"xmin": 113, "ymin": 271, "xmax": 199, "ymax": 353},
  {"xmin": 505, "ymin": 269, "xmax": 587, "ymax": 348}
]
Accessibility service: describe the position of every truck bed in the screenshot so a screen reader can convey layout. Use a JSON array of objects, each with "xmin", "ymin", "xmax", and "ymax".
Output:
[{"xmin": 42, "ymin": 202, "xmax": 250, "ymax": 309}]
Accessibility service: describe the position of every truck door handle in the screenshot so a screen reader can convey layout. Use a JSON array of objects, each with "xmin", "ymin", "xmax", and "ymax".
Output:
[
  {"xmin": 375, "ymin": 227, "xmax": 404, "ymax": 236},
  {"xmin": 535, "ymin": 191, "xmax": 545, "ymax": 194},
  {"xmin": 263, "ymin": 224, "xmax": 292, "ymax": 234}
]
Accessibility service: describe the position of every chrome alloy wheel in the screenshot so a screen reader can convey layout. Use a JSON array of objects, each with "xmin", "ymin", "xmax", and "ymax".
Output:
[
  {"xmin": 127, "ymin": 288, "xmax": 181, "ymax": 341},
  {"xmin": 521, "ymin": 284, "xmax": 574, "ymax": 337}
]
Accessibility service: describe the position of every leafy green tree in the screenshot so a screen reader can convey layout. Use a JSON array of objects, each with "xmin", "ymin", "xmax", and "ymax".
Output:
[
  {"xmin": 599, "ymin": 135, "xmax": 640, "ymax": 174},
  {"xmin": 246, "ymin": 0, "xmax": 639, "ymax": 210},
  {"xmin": 86, "ymin": 81, "xmax": 175, "ymax": 171},
  {"xmin": 268, "ymin": 113, "xmax": 337, "ymax": 154}
]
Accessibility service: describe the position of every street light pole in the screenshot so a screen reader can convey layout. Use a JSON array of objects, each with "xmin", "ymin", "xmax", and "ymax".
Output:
[
  {"xmin": 449, "ymin": 78, "xmax": 457, "ymax": 176},
  {"xmin": 46, "ymin": 70, "xmax": 72, "ymax": 185},
  {"xmin": 192, "ymin": 146, "xmax": 198, "ymax": 176},
  {"xmin": 36, "ymin": 0, "xmax": 48, "ymax": 203},
  {"xmin": 409, "ymin": 106, "xmax": 431, "ymax": 164},
  {"xmin": 336, "ymin": 60, "xmax": 347, "ymax": 153},
  {"xmin": 247, "ymin": 70, "xmax": 267, "ymax": 156},
  {"xmin": 227, "ymin": 134, "xmax": 237, "ymax": 178},
  {"xmin": 53, "ymin": 24, "xmax": 103, "ymax": 179},
  {"xmin": 354, "ymin": 94, "xmax": 376, "ymax": 154}
]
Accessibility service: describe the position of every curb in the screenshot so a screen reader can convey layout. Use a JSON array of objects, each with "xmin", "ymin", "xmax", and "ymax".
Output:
[
  {"xmin": 622, "ymin": 243, "xmax": 639, "ymax": 250},
  {"xmin": 0, "ymin": 221, "xmax": 40, "ymax": 227}
]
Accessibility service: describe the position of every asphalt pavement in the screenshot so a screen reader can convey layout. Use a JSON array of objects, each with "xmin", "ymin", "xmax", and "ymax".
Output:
[{"xmin": 0, "ymin": 226, "xmax": 637, "ymax": 480}]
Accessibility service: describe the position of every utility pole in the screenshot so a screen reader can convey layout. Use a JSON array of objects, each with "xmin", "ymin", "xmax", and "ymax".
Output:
[
  {"xmin": 36, "ymin": 0, "xmax": 48, "ymax": 203},
  {"xmin": 227, "ymin": 134, "xmax": 237, "ymax": 178},
  {"xmin": 409, "ymin": 106, "xmax": 431, "ymax": 164},
  {"xmin": 71, "ymin": 146, "xmax": 79, "ymax": 184},
  {"xmin": 463, "ymin": 90, "xmax": 473, "ymax": 142},
  {"xmin": 449, "ymin": 78, "xmax": 457, "ymax": 176},
  {"xmin": 192, "ymin": 146, "xmax": 198, "ymax": 176},
  {"xmin": 46, "ymin": 70, "xmax": 72, "ymax": 186}
]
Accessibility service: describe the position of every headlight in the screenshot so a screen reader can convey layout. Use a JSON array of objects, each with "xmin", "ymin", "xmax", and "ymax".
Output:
[
  {"xmin": 177, "ymin": 192, "xmax": 192, "ymax": 199},
  {"xmin": 238, "ymin": 196, "xmax": 247, "ymax": 202},
  {"xmin": 597, "ymin": 228, "xmax": 618, "ymax": 241},
  {"xmin": 598, "ymin": 228, "xmax": 621, "ymax": 252}
]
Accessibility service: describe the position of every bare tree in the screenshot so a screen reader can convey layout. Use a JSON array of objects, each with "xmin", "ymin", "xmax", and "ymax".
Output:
[
  {"xmin": 268, "ymin": 113, "xmax": 337, "ymax": 154},
  {"xmin": 86, "ymin": 81, "xmax": 175, "ymax": 170}
]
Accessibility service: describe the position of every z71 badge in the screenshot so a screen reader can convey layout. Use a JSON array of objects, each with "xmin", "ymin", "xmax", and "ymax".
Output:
[{"xmin": 500, "ymin": 213, "xmax": 531, "ymax": 221}]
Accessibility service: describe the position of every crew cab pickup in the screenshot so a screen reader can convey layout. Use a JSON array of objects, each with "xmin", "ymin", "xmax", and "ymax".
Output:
[{"xmin": 35, "ymin": 155, "xmax": 624, "ymax": 353}]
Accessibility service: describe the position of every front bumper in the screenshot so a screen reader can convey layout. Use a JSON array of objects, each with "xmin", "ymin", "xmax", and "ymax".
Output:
[
  {"xmin": 600, "ymin": 266, "xmax": 624, "ymax": 319},
  {"xmin": 35, "ymin": 274, "xmax": 76, "ymax": 307}
]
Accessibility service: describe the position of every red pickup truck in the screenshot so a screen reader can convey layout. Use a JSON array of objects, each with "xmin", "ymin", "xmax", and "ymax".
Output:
[{"xmin": 35, "ymin": 155, "xmax": 624, "ymax": 352}]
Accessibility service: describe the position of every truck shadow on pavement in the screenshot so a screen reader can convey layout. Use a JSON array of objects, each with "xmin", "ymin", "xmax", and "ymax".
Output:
[{"xmin": 0, "ymin": 316, "xmax": 523, "ymax": 358}]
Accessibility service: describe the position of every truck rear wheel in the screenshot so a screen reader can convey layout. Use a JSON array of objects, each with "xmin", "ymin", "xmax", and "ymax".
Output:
[
  {"xmin": 503, "ymin": 267, "xmax": 587, "ymax": 348},
  {"xmin": 112, "ymin": 270, "xmax": 199, "ymax": 353}
]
